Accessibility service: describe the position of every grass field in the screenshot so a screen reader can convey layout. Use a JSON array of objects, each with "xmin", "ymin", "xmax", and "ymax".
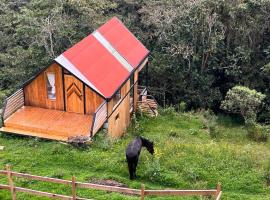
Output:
[{"xmin": 0, "ymin": 109, "xmax": 270, "ymax": 199}]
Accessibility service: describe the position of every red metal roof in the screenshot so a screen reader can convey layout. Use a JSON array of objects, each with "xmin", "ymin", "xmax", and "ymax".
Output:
[
  {"xmin": 55, "ymin": 17, "xmax": 149, "ymax": 99},
  {"xmin": 98, "ymin": 17, "xmax": 149, "ymax": 68}
]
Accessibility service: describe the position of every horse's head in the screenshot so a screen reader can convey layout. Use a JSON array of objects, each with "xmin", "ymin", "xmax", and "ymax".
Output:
[
  {"xmin": 141, "ymin": 137, "xmax": 154, "ymax": 155},
  {"xmin": 146, "ymin": 141, "xmax": 154, "ymax": 155}
]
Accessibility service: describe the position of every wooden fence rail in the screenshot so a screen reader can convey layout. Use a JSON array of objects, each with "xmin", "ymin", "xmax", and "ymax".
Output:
[{"xmin": 0, "ymin": 165, "xmax": 222, "ymax": 199}]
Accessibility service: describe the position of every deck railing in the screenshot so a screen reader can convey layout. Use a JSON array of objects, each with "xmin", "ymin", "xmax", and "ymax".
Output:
[
  {"xmin": 138, "ymin": 85, "xmax": 147, "ymax": 101},
  {"xmin": 1, "ymin": 89, "xmax": 24, "ymax": 121},
  {"xmin": 0, "ymin": 165, "xmax": 222, "ymax": 200},
  {"xmin": 90, "ymin": 101, "xmax": 107, "ymax": 137}
]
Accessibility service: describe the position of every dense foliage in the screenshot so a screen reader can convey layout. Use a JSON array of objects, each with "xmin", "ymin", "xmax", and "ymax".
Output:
[
  {"xmin": 1, "ymin": 0, "xmax": 270, "ymax": 122},
  {"xmin": 221, "ymin": 86, "xmax": 266, "ymax": 124}
]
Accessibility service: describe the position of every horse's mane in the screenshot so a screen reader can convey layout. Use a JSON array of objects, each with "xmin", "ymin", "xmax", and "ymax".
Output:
[
  {"xmin": 139, "ymin": 136, "xmax": 153, "ymax": 147},
  {"xmin": 141, "ymin": 136, "xmax": 154, "ymax": 155}
]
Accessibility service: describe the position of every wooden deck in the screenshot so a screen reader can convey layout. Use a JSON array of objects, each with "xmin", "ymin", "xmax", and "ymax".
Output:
[{"xmin": 0, "ymin": 106, "xmax": 93, "ymax": 141}]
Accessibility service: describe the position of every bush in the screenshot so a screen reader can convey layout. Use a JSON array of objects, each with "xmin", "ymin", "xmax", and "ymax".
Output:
[
  {"xmin": 159, "ymin": 106, "xmax": 176, "ymax": 116},
  {"xmin": 265, "ymin": 170, "xmax": 270, "ymax": 186},
  {"xmin": 221, "ymin": 86, "xmax": 266, "ymax": 125},
  {"xmin": 247, "ymin": 124, "xmax": 269, "ymax": 142},
  {"xmin": 201, "ymin": 109, "xmax": 220, "ymax": 139},
  {"xmin": 178, "ymin": 101, "xmax": 187, "ymax": 112},
  {"xmin": 130, "ymin": 113, "xmax": 143, "ymax": 136},
  {"xmin": 145, "ymin": 158, "xmax": 163, "ymax": 182},
  {"xmin": 264, "ymin": 160, "xmax": 270, "ymax": 186}
]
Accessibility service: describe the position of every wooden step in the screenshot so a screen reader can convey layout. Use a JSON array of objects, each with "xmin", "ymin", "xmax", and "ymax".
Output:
[{"xmin": 0, "ymin": 127, "xmax": 68, "ymax": 141}]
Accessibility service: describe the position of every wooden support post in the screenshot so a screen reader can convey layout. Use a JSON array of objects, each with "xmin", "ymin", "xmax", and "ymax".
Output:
[
  {"xmin": 140, "ymin": 183, "xmax": 145, "ymax": 200},
  {"xmin": 6, "ymin": 165, "xmax": 16, "ymax": 200},
  {"xmin": 72, "ymin": 176, "xmax": 76, "ymax": 200},
  {"xmin": 216, "ymin": 182, "xmax": 221, "ymax": 199},
  {"xmin": 145, "ymin": 62, "xmax": 149, "ymax": 88}
]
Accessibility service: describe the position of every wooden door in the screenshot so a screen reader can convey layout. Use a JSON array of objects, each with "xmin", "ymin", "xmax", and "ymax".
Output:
[{"xmin": 64, "ymin": 75, "xmax": 84, "ymax": 114}]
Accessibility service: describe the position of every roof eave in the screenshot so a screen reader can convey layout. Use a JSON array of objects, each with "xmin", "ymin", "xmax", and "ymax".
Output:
[{"xmin": 106, "ymin": 53, "xmax": 150, "ymax": 100}]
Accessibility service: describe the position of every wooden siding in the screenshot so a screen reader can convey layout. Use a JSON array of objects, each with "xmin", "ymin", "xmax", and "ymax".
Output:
[
  {"xmin": 85, "ymin": 87, "xmax": 104, "ymax": 115},
  {"xmin": 24, "ymin": 63, "xmax": 64, "ymax": 110},
  {"xmin": 64, "ymin": 75, "xmax": 84, "ymax": 114},
  {"xmin": 108, "ymin": 80, "xmax": 131, "ymax": 137}
]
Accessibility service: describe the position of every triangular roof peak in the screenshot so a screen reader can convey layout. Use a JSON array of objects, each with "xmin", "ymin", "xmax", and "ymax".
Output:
[{"xmin": 55, "ymin": 17, "xmax": 149, "ymax": 99}]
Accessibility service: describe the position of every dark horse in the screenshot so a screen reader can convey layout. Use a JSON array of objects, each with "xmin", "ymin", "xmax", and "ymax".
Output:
[{"xmin": 126, "ymin": 136, "xmax": 154, "ymax": 180}]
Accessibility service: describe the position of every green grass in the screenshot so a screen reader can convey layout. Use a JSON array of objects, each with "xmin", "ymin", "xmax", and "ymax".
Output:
[{"xmin": 0, "ymin": 110, "xmax": 270, "ymax": 199}]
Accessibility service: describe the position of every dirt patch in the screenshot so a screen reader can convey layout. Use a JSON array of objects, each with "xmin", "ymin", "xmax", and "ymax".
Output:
[{"xmin": 90, "ymin": 178, "xmax": 128, "ymax": 188}]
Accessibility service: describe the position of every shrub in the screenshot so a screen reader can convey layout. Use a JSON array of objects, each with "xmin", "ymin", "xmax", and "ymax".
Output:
[
  {"xmin": 246, "ymin": 124, "xmax": 269, "ymax": 142},
  {"xmin": 201, "ymin": 109, "xmax": 220, "ymax": 138},
  {"xmin": 264, "ymin": 160, "xmax": 270, "ymax": 186},
  {"xmin": 159, "ymin": 106, "xmax": 176, "ymax": 115},
  {"xmin": 130, "ymin": 113, "xmax": 143, "ymax": 136},
  {"xmin": 265, "ymin": 170, "xmax": 270, "ymax": 186},
  {"xmin": 221, "ymin": 86, "xmax": 266, "ymax": 125},
  {"xmin": 257, "ymin": 95, "xmax": 270, "ymax": 124},
  {"xmin": 145, "ymin": 158, "xmax": 163, "ymax": 182},
  {"xmin": 209, "ymin": 124, "xmax": 219, "ymax": 139},
  {"xmin": 178, "ymin": 101, "xmax": 187, "ymax": 112},
  {"xmin": 168, "ymin": 130, "xmax": 179, "ymax": 138}
]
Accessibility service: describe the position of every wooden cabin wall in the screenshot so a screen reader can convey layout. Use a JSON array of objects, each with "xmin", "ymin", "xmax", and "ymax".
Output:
[
  {"xmin": 107, "ymin": 80, "xmax": 131, "ymax": 137},
  {"xmin": 24, "ymin": 63, "xmax": 64, "ymax": 110},
  {"xmin": 85, "ymin": 87, "xmax": 104, "ymax": 115}
]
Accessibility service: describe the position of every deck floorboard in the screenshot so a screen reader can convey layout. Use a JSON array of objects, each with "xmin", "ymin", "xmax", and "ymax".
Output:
[{"xmin": 1, "ymin": 106, "xmax": 93, "ymax": 141}]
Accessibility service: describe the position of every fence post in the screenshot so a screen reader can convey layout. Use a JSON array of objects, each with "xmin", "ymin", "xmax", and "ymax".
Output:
[
  {"xmin": 72, "ymin": 176, "xmax": 76, "ymax": 200},
  {"xmin": 140, "ymin": 183, "xmax": 145, "ymax": 200},
  {"xmin": 6, "ymin": 165, "xmax": 16, "ymax": 200},
  {"xmin": 216, "ymin": 182, "xmax": 221, "ymax": 199}
]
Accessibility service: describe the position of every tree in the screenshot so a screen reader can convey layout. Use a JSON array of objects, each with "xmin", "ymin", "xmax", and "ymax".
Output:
[{"xmin": 220, "ymin": 86, "xmax": 266, "ymax": 124}]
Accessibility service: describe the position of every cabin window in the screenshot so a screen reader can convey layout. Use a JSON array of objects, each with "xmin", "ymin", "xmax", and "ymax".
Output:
[
  {"xmin": 112, "ymin": 89, "xmax": 121, "ymax": 109},
  {"xmin": 115, "ymin": 113, "xmax": 120, "ymax": 121},
  {"xmin": 46, "ymin": 72, "xmax": 56, "ymax": 100}
]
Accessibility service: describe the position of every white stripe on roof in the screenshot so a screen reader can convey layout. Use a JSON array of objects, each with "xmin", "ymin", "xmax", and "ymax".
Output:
[
  {"xmin": 55, "ymin": 55, "xmax": 104, "ymax": 97},
  {"xmin": 93, "ymin": 31, "xmax": 133, "ymax": 72}
]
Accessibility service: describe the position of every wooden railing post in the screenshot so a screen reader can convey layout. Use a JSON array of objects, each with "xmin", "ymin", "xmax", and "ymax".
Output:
[
  {"xmin": 140, "ymin": 183, "xmax": 145, "ymax": 200},
  {"xmin": 72, "ymin": 176, "xmax": 76, "ymax": 200},
  {"xmin": 216, "ymin": 182, "xmax": 221, "ymax": 200},
  {"xmin": 6, "ymin": 165, "xmax": 16, "ymax": 200}
]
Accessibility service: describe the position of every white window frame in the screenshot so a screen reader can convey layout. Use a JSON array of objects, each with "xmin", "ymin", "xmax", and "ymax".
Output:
[{"xmin": 46, "ymin": 72, "xmax": 56, "ymax": 100}]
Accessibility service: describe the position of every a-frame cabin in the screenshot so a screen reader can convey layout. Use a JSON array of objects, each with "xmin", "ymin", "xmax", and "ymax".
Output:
[{"xmin": 0, "ymin": 17, "xmax": 150, "ymax": 141}]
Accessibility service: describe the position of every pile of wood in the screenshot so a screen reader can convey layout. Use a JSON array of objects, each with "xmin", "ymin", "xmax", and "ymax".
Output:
[{"xmin": 138, "ymin": 95, "xmax": 158, "ymax": 117}]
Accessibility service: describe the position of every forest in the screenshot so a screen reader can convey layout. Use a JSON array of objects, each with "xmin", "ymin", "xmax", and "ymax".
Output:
[
  {"xmin": 1, "ymin": 1, "xmax": 270, "ymax": 199},
  {"xmin": 1, "ymin": 0, "xmax": 270, "ymax": 123}
]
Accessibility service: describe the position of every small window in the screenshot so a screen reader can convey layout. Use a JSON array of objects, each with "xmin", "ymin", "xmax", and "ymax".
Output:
[
  {"xmin": 46, "ymin": 72, "xmax": 56, "ymax": 100},
  {"xmin": 112, "ymin": 89, "xmax": 121, "ymax": 109},
  {"xmin": 115, "ymin": 113, "xmax": 120, "ymax": 121}
]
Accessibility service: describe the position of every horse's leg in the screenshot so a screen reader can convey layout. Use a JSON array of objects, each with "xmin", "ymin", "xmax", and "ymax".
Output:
[
  {"xmin": 134, "ymin": 156, "xmax": 139, "ymax": 178},
  {"xmin": 127, "ymin": 159, "xmax": 134, "ymax": 180}
]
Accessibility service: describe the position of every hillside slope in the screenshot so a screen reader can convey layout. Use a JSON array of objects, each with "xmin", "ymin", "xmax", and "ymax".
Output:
[{"xmin": 0, "ymin": 110, "xmax": 270, "ymax": 199}]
